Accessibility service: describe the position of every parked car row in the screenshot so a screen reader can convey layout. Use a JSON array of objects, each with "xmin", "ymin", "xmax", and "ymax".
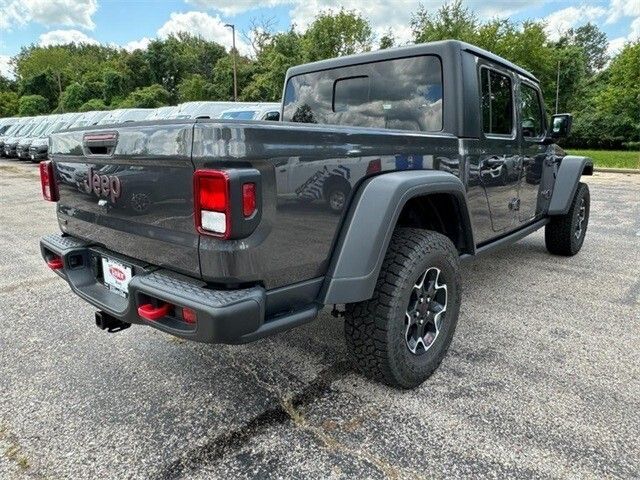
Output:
[{"xmin": 0, "ymin": 102, "xmax": 281, "ymax": 162}]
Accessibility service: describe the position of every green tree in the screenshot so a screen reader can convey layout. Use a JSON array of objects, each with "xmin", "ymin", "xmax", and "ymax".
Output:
[
  {"xmin": 123, "ymin": 50, "xmax": 153, "ymax": 90},
  {"xmin": 145, "ymin": 33, "xmax": 226, "ymax": 94},
  {"xmin": 177, "ymin": 74, "xmax": 213, "ymax": 102},
  {"xmin": 18, "ymin": 95, "xmax": 49, "ymax": 115},
  {"xmin": 0, "ymin": 91, "xmax": 19, "ymax": 116},
  {"xmin": 118, "ymin": 84, "xmax": 171, "ymax": 108},
  {"xmin": 242, "ymin": 29, "xmax": 304, "ymax": 101},
  {"xmin": 79, "ymin": 98, "xmax": 107, "ymax": 112},
  {"xmin": 302, "ymin": 9, "xmax": 373, "ymax": 62},
  {"xmin": 19, "ymin": 70, "xmax": 59, "ymax": 110},
  {"xmin": 60, "ymin": 82, "xmax": 92, "ymax": 111},
  {"xmin": 559, "ymin": 23, "xmax": 609, "ymax": 74},
  {"xmin": 412, "ymin": 0, "xmax": 479, "ymax": 44},
  {"xmin": 103, "ymin": 70, "xmax": 129, "ymax": 105},
  {"xmin": 379, "ymin": 30, "xmax": 395, "ymax": 49},
  {"xmin": 211, "ymin": 55, "xmax": 255, "ymax": 101}
]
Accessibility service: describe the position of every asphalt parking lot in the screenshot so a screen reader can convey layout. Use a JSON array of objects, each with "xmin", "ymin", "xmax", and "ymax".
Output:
[{"xmin": 0, "ymin": 159, "xmax": 638, "ymax": 479}]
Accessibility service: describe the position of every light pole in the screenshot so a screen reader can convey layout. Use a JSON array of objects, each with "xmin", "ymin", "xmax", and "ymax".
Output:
[
  {"xmin": 555, "ymin": 59, "xmax": 561, "ymax": 114},
  {"xmin": 225, "ymin": 23, "xmax": 238, "ymax": 102}
]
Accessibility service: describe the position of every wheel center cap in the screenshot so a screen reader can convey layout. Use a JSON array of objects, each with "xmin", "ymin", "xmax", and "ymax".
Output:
[{"xmin": 418, "ymin": 300, "xmax": 430, "ymax": 317}]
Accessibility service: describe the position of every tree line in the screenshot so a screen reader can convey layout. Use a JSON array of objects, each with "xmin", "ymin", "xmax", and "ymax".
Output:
[{"xmin": 0, "ymin": 1, "xmax": 638, "ymax": 149}]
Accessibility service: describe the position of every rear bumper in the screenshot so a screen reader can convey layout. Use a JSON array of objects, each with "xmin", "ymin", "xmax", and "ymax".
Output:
[{"xmin": 40, "ymin": 233, "xmax": 268, "ymax": 344}]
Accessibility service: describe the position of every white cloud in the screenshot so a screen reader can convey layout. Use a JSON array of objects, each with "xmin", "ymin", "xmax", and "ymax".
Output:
[
  {"xmin": 606, "ymin": 0, "xmax": 640, "ymax": 24},
  {"xmin": 157, "ymin": 11, "xmax": 251, "ymax": 54},
  {"xmin": 39, "ymin": 29, "xmax": 99, "ymax": 46},
  {"xmin": 124, "ymin": 37, "xmax": 152, "ymax": 52},
  {"xmin": 0, "ymin": 0, "xmax": 97, "ymax": 31},
  {"xmin": 0, "ymin": 54, "xmax": 15, "ymax": 79},
  {"xmin": 543, "ymin": 6, "xmax": 607, "ymax": 40},
  {"xmin": 183, "ymin": 0, "xmax": 549, "ymax": 46},
  {"xmin": 630, "ymin": 16, "xmax": 640, "ymax": 41},
  {"xmin": 185, "ymin": 0, "xmax": 289, "ymax": 16},
  {"xmin": 607, "ymin": 36, "xmax": 627, "ymax": 56}
]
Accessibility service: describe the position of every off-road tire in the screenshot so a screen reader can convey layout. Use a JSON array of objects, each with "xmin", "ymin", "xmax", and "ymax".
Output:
[
  {"xmin": 545, "ymin": 182, "xmax": 590, "ymax": 256},
  {"xmin": 344, "ymin": 228, "xmax": 461, "ymax": 389}
]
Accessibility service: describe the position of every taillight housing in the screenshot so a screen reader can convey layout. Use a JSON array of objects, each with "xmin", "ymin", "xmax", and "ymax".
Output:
[
  {"xmin": 194, "ymin": 170, "xmax": 231, "ymax": 238},
  {"xmin": 39, "ymin": 160, "xmax": 59, "ymax": 202},
  {"xmin": 194, "ymin": 169, "xmax": 261, "ymax": 239}
]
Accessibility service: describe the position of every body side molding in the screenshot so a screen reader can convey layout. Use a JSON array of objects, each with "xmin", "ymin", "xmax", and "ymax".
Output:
[
  {"xmin": 548, "ymin": 155, "xmax": 593, "ymax": 215},
  {"xmin": 320, "ymin": 170, "xmax": 474, "ymax": 305}
]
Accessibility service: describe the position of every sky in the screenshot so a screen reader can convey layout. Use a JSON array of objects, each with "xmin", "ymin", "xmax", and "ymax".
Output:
[{"xmin": 1, "ymin": 0, "xmax": 639, "ymax": 79}]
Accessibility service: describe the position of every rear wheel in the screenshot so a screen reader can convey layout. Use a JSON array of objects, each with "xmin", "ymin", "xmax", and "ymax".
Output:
[
  {"xmin": 545, "ymin": 182, "xmax": 590, "ymax": 256},
  {"xmin": 344, "ymin": 228, "xmax": 461, "ymax": 389}
]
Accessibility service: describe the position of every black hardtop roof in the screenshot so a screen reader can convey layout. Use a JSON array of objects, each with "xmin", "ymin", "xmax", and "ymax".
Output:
[{"xmin": 286, "ymin": 39, "xmax": 538, "ymax": 83}]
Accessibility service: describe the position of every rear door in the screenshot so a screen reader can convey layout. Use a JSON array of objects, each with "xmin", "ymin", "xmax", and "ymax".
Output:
[
  {"xmin": 518, "ymin": 79, "xmax": 548, "ymax": 222},
  {"xmin": 50, "ymin": 122, "xmax": 200, "ymax": 277},
  {"xmin": 477, "ymin": 62, "xmax": 521, "ymax": 233}
]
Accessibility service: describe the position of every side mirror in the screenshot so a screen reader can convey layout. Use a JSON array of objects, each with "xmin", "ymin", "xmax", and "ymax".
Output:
[
  {"xmin": 550, "ymin": 113, "xmax": 572, "ymax": 139},
  {"xmin": 264, "ymin": 111, "xmax": 280, "ymax": 122}
]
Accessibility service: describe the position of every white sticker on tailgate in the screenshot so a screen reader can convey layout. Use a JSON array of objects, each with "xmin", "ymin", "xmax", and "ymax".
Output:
[{"xmin": 102, "ymin": 257, "xmax": 132, "ymax": 297}]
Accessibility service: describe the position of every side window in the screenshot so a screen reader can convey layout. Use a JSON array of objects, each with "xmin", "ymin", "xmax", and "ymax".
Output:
[
  {"xmin": 333, "ymin": 76, "xmax": 370, "ymax": 112},
  {"xmin": 520, "ymin": 84, "xmax": 544, "ymax": 138},
  {"xmin": 481, "ymin": 68, "xmax": 513, "ymax": 135},
  {"xmin": 283, "ymin": 55, "xmax": 443, "ymax": 132}
]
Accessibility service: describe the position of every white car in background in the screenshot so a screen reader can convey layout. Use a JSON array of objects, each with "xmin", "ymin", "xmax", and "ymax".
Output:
[
  {"xmin": 96, "ymin": 108, "xmax": 153, "ymax": 125},
  {"xmin": 174, "ymin": 101, "xmax": 260, "ymax": 119},
  {"xmin": 219, "ymin": 103, "xmax": 281, "ymax": 121}
]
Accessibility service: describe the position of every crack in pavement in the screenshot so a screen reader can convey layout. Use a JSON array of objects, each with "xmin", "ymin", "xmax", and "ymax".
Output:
[{"xmin": 157, "ymin": 352, "xmax": 421, "ymax": 480}]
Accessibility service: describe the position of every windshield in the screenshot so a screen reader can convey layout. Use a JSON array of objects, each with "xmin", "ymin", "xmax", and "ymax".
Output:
[
  {"xmin": 31, "ymin": 120, "xmax": 52, "ymax": 137},
  {"xmin": 221, "ymin": 110, "xmax": 257, "ymax": 120},
  {"xmin": 120, "ymin": 110, "xmax": 151, "ymax": 122},
  {"xmin": 3, "ymin": 122, "xmax": 23, "ymax": 136},
  {"xmin": 97, "ymin": 112, "xmax": 122, "ymax": 125},
  {"xmin": 45, "ymin": 120, "xmax": 69, "ymax": 135},
  {"xmin": 16, "ymin": 122, "xmax": 38, "ymax": 136},
  {"xmin": 0, "ymin": 123, "xmax": 15, "ymax": 134}
]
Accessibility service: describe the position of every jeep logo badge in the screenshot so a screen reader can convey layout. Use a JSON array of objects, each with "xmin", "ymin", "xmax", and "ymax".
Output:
[{"xmin": 84, "ymin": 167, "xmax": 122, "ymax": 203}]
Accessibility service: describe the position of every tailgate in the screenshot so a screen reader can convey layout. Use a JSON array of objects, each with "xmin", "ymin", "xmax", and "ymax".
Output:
[{"xmin": 50, "ymin": 122, "xmax": 200, "ymax": 278}]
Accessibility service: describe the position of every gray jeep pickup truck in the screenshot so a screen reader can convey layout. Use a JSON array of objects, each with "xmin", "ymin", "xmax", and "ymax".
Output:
[{"xmin": 40, "ymin": 41, "xmax": 592, "ymax": 388}]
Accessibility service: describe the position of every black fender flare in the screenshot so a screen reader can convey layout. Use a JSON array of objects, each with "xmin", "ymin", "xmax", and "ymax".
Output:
[
  {"xmin": 548, "ymin": 155, "xmax": 593, "ymax": 215},
  {"xmin": 320, "ymin": 170, "xmax": 474, "ymax": 305}
]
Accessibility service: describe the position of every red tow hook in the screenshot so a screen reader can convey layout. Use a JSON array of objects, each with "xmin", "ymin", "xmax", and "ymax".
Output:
[
  {"xmin": 47, "ymin": 256, "xmax": 64, "ymax": 270},
  {"xmin": 138, "ymin": 303, "xmax": 172, "ymax": 321}
]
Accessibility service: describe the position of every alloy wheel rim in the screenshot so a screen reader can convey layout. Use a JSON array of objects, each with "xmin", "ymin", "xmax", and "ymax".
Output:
[
  {"xmin": 405, "ymin": 267, "xmax": 447, "ymax": 355},
  {"xmin": 575, "ymin": 197, "xmax": 586, "ymax": 239}
]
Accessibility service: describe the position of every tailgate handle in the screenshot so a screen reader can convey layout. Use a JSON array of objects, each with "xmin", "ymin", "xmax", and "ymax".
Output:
[
  {"xmin": 83, "ymin": 132, "xmax": 118, "ymax": 156},
  {"xmin": 138, "ymin": 303, "xmax": 172, "ymax": 321}
]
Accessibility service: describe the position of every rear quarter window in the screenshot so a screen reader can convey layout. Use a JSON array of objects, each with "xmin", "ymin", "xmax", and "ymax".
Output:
[{"xmin": 283, "ymin": 55, "xmax": 443, "ymax": 132}]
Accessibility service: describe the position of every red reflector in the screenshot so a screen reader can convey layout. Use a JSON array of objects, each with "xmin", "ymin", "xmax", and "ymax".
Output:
[
  {"xmin": 197, "ymin": 172, "xmax": 228, "ymax": 211},
  {"xmin": 47, "ymin": 257, "xmax": 63, "ymax": 270},
  {"xmin": 242, "ymin": 183, "xmax": 256, "ymax": 217},
  {"xmin": 366, "ymin": 159, "xmax": 381, "ymax": 175},
  {"xmin": 138, "ymin": 303, "xmax": 172, "ymax": 321},
  {"xmin": 39, "ymin": 160, "xmax": 59, "ymax": 202},
  {"xmin": 181, "ymin": 307, "xmax": 197, "ymax": 324}
]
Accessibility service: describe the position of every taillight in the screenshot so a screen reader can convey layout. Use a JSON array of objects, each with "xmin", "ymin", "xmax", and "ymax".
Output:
[
  {"xmin": 39, "ymin": 160, "xmax": 59, "ymax": 202},
  {"xmin": 242, "ymin": 183, "xmax": 256, "ymax": 217},
  {"xmin": 194, "ymin": 169, "xmax": 261, "ymax": 239},
  {"xmin": 194, "ymin": 170, "xmax": 230, "ymax": 238},
  {"xmin": 366, "ymin": 159, "xmax": 381, "ymax": 175}
]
